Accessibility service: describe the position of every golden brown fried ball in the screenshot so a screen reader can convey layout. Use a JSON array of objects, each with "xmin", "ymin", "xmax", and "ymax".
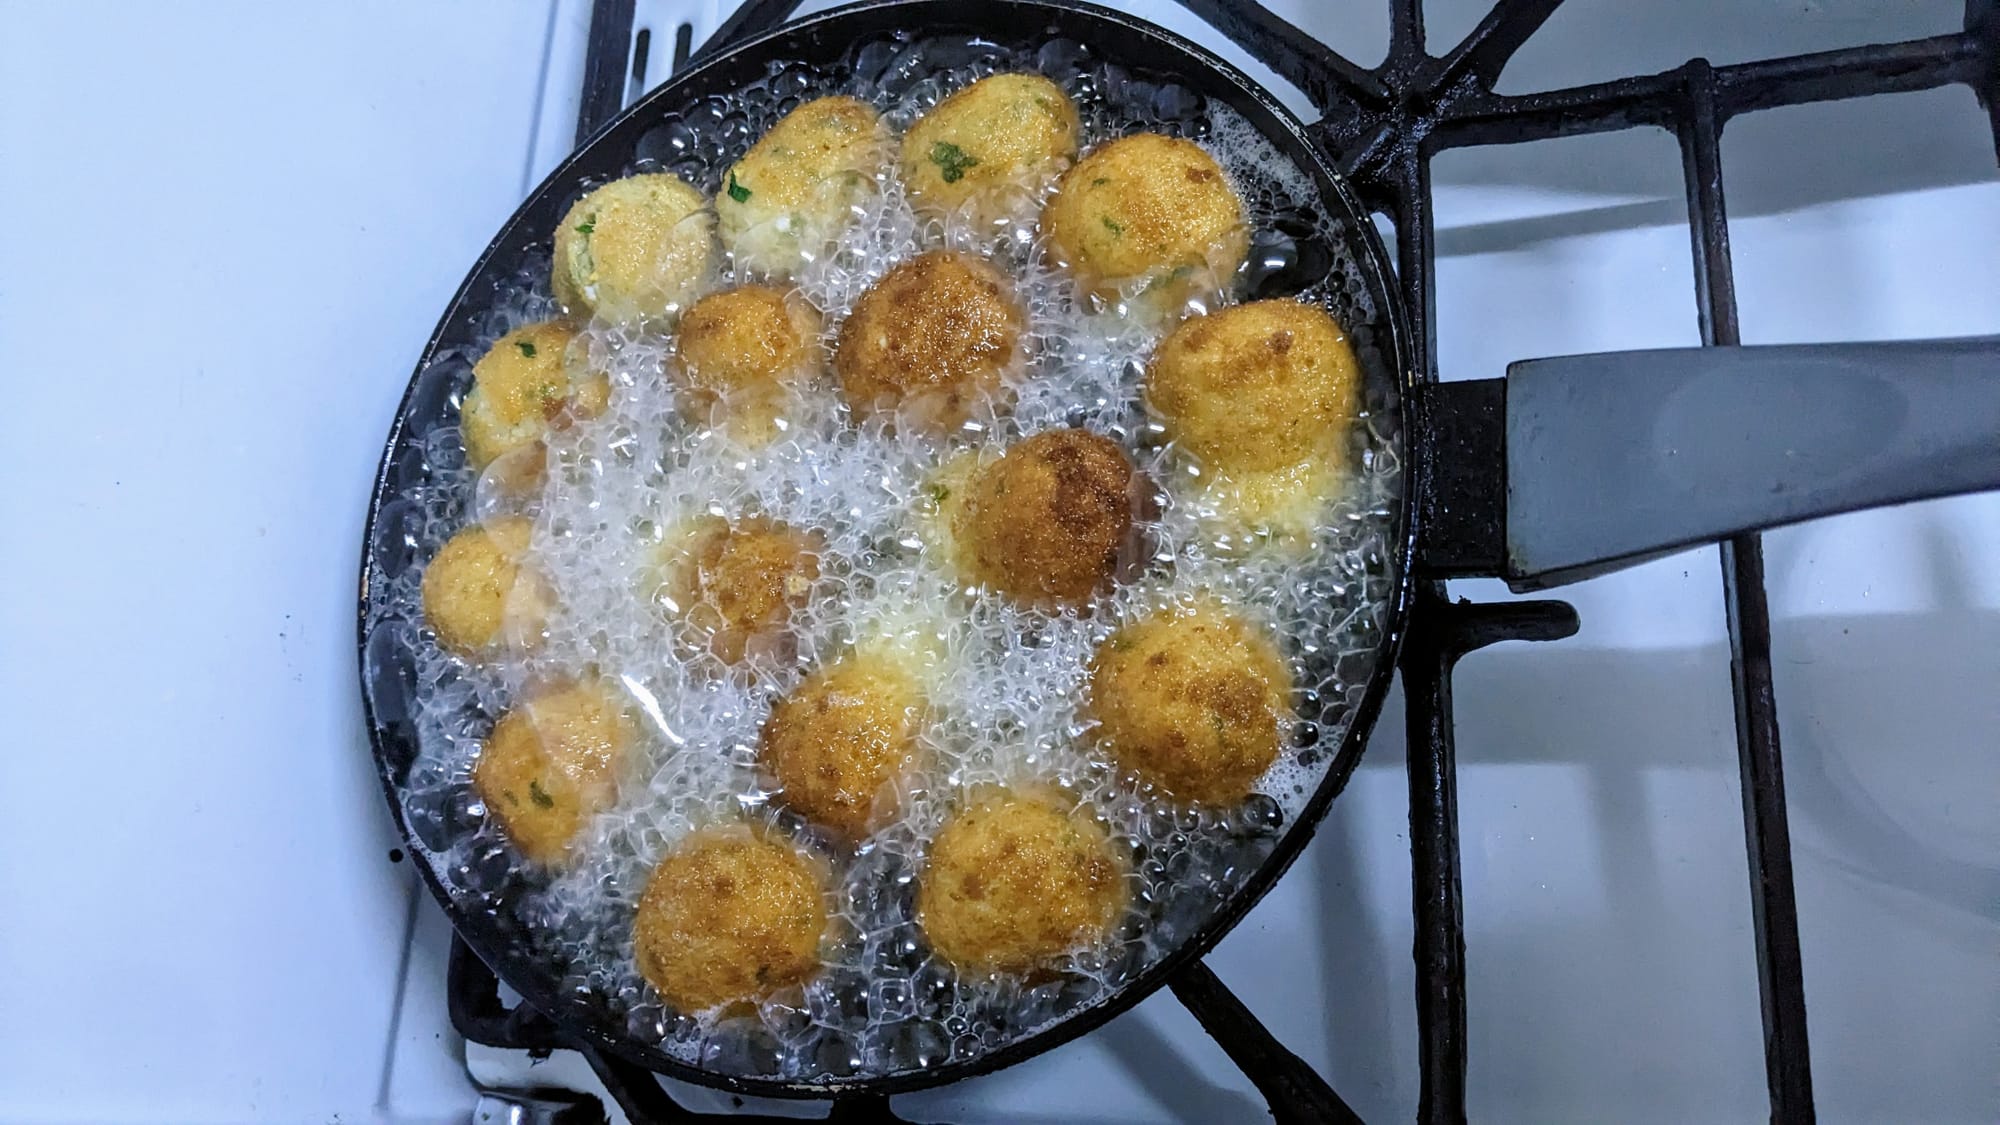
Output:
[
  {"xmin": 949, "ymin": 428, "xmax": 1144, "ymax": 605},
  {"xmin": 553, "ymin": 173, "xmax": 716, "ymax": 322},
  {"xmin": 1147, "ymin": 299, "xmax": 1359, "ymax": 474},
  {"xmin": 1042, "ymin": 133, "xmax": 1247, "ymax": 310},
  {"xmin": 901, "ymin": 73, "xmax": 1080, "ymax": 226},
  {"xmin": 473, "ymin": 679, "xmax": 637, "ymax": 866},
  {"xmin": 462, "ymin": 320, "xmax": 610, "ymax": 473},
  {"xmin": 1086, "ymin": 600, "xmax": 1292, "ymax": 805},
  {"xmin": 718, "ymin": 95, "xmax": 887, "ymax": 276},
  {"xmin": 834, "ymin": 250, "xmax": 1025, "ymax": 432},
  {"xmin": 420, "ymin": 517, "xmax": 550, "ymax": 656},
  {"xmin": 917, "ymin": 789, "xmax": 1129, "ymax": 977},
  {"xmin": 759, "ymin": 652, "xmax": 925, "ymax": 842},
  {"xmin": 672, "ymin": 284, "xmax": 823, "ymax": 445},
  {"xmin": 653, "ymin": 515, "xmax": 822, "ymax": 664},
  {"xmin": 633, "ymin": 827, "xmax": 829, "ymax": 1012}
]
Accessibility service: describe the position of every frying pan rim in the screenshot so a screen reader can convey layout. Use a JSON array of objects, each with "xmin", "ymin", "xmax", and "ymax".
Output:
[{"xmin": 357, "ymin": 0, "xmax": 1421, "ymax": 1098}]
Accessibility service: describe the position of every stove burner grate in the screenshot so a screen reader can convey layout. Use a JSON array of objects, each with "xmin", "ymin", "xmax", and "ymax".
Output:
[{"xmin": 450, "ymin": 2, "xmax": 2000, "ymax": 1120}]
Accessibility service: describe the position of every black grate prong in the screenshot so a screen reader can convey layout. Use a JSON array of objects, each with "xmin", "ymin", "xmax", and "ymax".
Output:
[
  {"xmin": 692, "ymin": 0, "xmax": 805, "ymax": 65},
  {"xmin": 1169, "ymin": 960, "xmax": 1366, "ymax": 1125},
  {"xmin": 447, "ymin": 935, "xmax": 563, "ymax": 1051},
  {"xmin": 1679, "ymin": 62, "xmax": 1817, "ymax": 1123},
  {"xmin": 1443, "ymin": 599, "xmax": 1580, "ymax": 657},
  {"xmin": 1971, "ymin": 0, "xmax": 2000, "ymax": 158},
  {"xmin": 1400, "ymin": 590, "xmax": 1579, "ymax": 1125},
  {"xmin": 1400, "ymin": 581, "xmax": 1467, "ymax": 1125},
  {"xmin": 577, "ymin": 0, "xmax": 639, "ymax": 144},
  {"xmin": 1173, "ymin": 0, "xmax": 1391, "ymax": 109},
  {"xmin": 1431, "ymin": 0, "xmax": 1567, "ymax": 92},
  {"xmin": 1388, "ymin": 0, "xmax": 1425, "ymax": 61}
]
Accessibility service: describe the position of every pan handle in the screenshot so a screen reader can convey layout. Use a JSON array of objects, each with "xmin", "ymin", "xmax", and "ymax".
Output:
[{"xmin": 1413, "ymin": 336, "xmax": 2000, "ymax": 592}]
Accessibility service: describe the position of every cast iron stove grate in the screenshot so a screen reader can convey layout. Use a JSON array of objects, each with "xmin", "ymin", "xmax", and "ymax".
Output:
[{"xmin": 448, "ymin": 1, "xmax": 2000, "ymax": 1121}]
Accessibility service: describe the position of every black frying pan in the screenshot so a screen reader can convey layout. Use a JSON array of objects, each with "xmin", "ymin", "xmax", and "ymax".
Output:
[{"xmin": 358, "ymin": 0, "xmax": 2000, "ymax": 1099}]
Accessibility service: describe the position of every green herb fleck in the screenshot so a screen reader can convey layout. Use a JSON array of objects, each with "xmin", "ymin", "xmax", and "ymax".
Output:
[
  {"xmin": 1091, "ymin": 177, "xmax": 1111, "ymax": 187},
  {"xmin": 515, "ymin": 340, "xmax": 537, "ymax": 359},
  {"xmin": 528, "ymin": 779, "xmax": 556, "ymax": 809},
  {"xmin": 927, "ymin": 483, "xmax": 950, "ymax": 504},
  {"xmin": 726, "ymin": 171, "xmax": 752, "ymax": 203},
  {"xmin": 1101, "ymin": 216, "xmax": 1124, "ymax": 237},
  {"xmin": 927, "ymin": 141, "xmax": 980, "ymax": 184},
  {"xmin": 575, "ymin": 214, "xmax": 596, "ymax": 236},
  {"xmin": 501, "ymin": 789, "xmax": 521, "ymax": 807}
]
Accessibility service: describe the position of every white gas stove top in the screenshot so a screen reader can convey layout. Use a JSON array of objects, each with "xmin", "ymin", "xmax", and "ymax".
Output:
[{"xmin": 1, "ymin": 2, "xmax": 1993, "ymax": 1123}]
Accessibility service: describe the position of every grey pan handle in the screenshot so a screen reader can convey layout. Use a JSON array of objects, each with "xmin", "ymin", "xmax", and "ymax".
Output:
[{"xmin": 1414, "ymin": 336, "xmax": 2000, "ymax": 591}]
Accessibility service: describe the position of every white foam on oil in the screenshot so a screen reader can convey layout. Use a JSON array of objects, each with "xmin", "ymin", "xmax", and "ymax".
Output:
[{"xmin": 366, "ymin": 31, "xmax": 1403, "ymax": 1086}]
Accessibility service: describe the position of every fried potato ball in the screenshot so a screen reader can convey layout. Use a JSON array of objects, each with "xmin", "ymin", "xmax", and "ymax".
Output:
[
  {"xmin": 717, "ymin": 95, "xmax": 887, "ymax": 277},
  {"xmin": 421, "ymin": 517, "xmax": 550, "ymax": 656},
  {"xmin": 917, "ymin": 789, "xmax": 1129, "ymax": 977},
  {"xmin": 901, "ymin": 73, "xmax": 1080, "ymax": 227},
  {"xmin": 462, "ymin": 320, "xmax": 609, "ymax": 472},
  {"xmin": 834, "ymin": 250, "xmax": 1025, "ymax": 432},
  {"xmin": 672, "ymin": 284, "xmax": 822, "ymax": 445},
  {"xmin": 553, "ymin": 173, "xmax": 716, "ymax": 322},
  {"xmin": 653, "ymin": 515, "xmax": 822, "ymax": 665},
  {"xmin": 1147, "ymin": 299, "xmax": 1359, "ymax": 474},
  {"xmin": 948, "ymin": 428, "xmax": 1144, "ymax": 605},
  {"xmin": 759, "ymin": 651, "xmax": 926, "ymax": 842},
  {"xmin": 1042, "ymin": 133, "xmax": 1247, "ymax": 311},
  {"xmin": 473, "ymin": 679, "xmax": 637, "ymax": 866},
  {"xmin": 634, "ymin": 828, "xmax": 829, "ymax": 1012},
  {"xmin": 1086, "ymin": 599, "xmax": 1292, "ymax": 805}
]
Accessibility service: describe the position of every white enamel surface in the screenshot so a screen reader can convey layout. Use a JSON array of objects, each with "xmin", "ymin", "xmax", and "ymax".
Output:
[{"xmin": 2, "ymin": 2, "xmax": 1993, "ymax": 1123}]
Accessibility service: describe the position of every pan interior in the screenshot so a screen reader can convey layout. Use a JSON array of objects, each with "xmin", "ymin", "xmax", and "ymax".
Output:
[{"xmin": 362, "ymin": 3, "xmax": 1407, "ymax": 1094}]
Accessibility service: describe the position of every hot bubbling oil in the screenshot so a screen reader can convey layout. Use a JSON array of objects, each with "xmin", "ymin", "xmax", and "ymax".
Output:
[{"xmin": 366, "ymin": 31, "xmax": 1403, "ymax": 1084}]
